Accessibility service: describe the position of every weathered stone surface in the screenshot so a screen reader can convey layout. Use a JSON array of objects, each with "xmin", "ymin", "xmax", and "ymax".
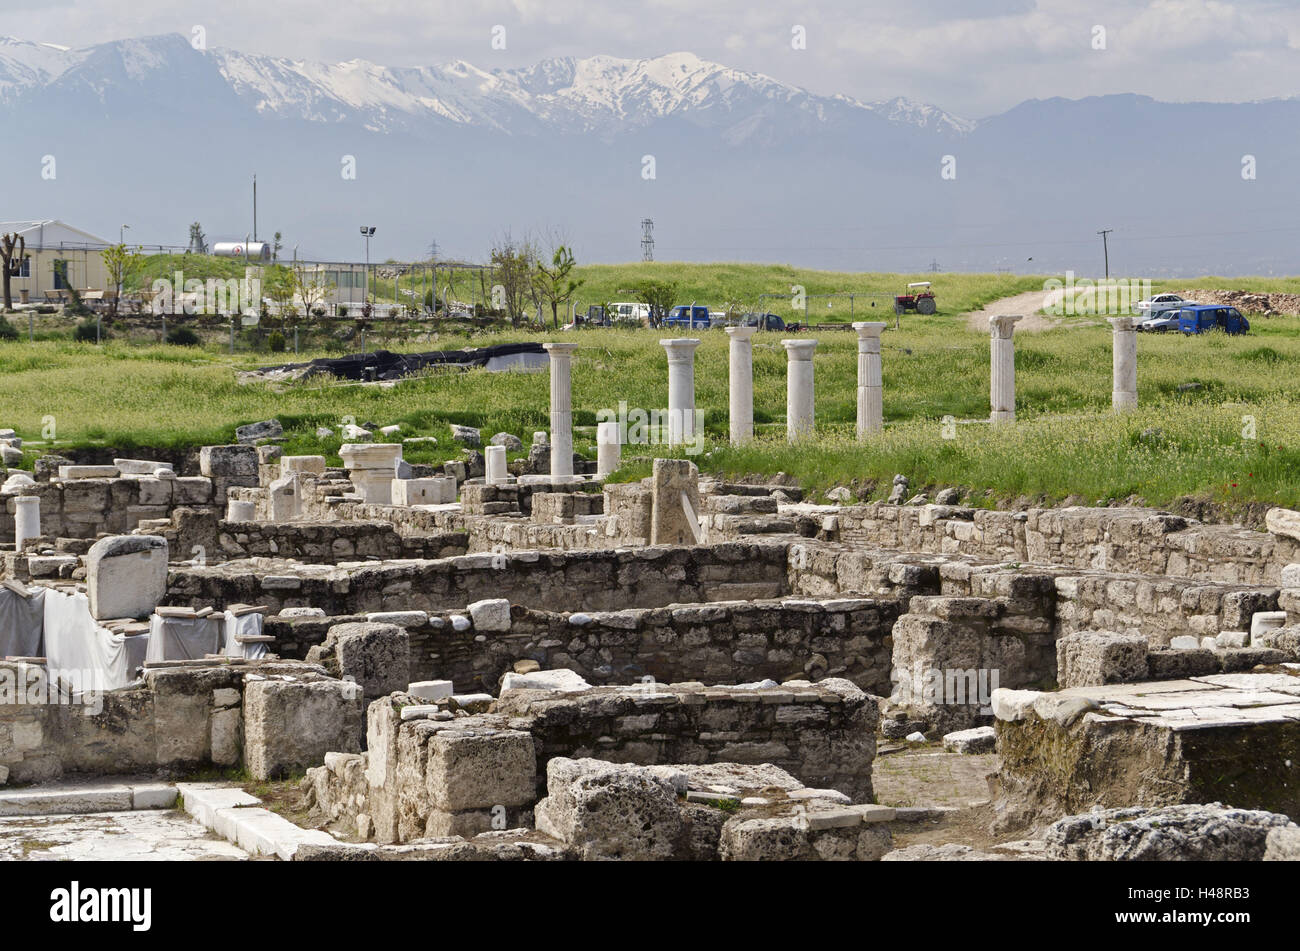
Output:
[
  {"xmin": 235, "ymin": 419, "xmax": 283, "ymax": 444},
  {"xmin": 1264, "ymin": 825, "xmax": 1300, "ymax": 861},
  {"xmin": 942, "ymin": 726, "xmax": 996, "ymax": 754},
  {"xmin": 243, "ymin": 678, "xmax": 363, "ymax": 780},
  {"xmin": 1265, "ymin": 507, "xmax": 1300, "ymax": 543},
  {"xmin": 426, "ymin": 726, "xmax": 536, "ymax": 812},
  {"xmin": 499, "ymin": 668, "xmax": 592, "ymax": 694},
  {"xmin": 1046, "ymin": 803, "xmax": 1296, "ymax": 861},
  {"xmin": 468, "ymin": 597, "xmax": 511, "ymax": 632},
  {"xmin": 305, "ymin": 622, "xmax": 410, "ymax": 702},
  {"xmin": 1056, "ymin": 630, "xmax": 1148, "ymax": 688},
  {"xmin": 535, "ymin": 757, "xmax": 683, "ymax": 860},
  {"xmin": 86, "ymin": 534, "xmax": 167, "ymax": 620}
]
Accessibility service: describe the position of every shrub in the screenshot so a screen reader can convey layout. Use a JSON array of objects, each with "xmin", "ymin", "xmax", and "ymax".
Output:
[
  {"xmin": 0, "ymin": 316, "xmax": 18, "ymax": 341},
  {"xmin": 73, "ymin": 319, "xmax": 103, "ymax": 343},
  {"xmin": 268, "ymin": 330, "xmax": 286, "ymax": 352},
  {"xmin": 166, "ymin": 326, "xmax": 201, "ymax": 346}
]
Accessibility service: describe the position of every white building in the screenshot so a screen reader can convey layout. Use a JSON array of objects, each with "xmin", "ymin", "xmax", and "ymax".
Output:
[{"xmin": 0, "ymin": 219, "xmax": 113, "ymax": 302}]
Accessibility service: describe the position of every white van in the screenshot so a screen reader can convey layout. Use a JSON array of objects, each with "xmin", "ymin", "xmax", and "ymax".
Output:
[{"xmin": 609, "ymin": 301, "xmax": 650, "ymax": 324}]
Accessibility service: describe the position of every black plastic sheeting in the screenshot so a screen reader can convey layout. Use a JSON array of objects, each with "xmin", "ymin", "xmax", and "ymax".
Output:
[{"xmin": 257, "ymin": 343, "xmax": 547, "ymax": 381}]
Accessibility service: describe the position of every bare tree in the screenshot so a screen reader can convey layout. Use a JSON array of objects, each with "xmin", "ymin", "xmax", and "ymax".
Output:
[
  {"xmin": 489, "ymin": 232, "xmax": 539, "ymax": 327},
  {"xmin": 1, "ymin": 233, "xmax": 26, "ymax": 310}
]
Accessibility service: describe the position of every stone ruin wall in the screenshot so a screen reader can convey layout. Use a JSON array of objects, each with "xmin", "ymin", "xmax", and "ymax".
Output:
[
  {"xmin": 0, "ymin": 659, "xmax": 362, "ymax": 785},
  {"xmin": 267, "ymin": 596, "xmax": 899, "ymax": 698}
]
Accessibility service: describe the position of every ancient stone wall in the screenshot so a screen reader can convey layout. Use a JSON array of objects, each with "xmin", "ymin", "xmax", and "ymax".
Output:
[
  {"xmin": 833, "ymin": 503, "xmax": 1300, "ymax": 585},
  {"xmin": 266, "ymin": 596, "xmax": 899, "ymax": 696},
  {"xmin": 0, "ymin": 659, "xmax": 359, "ymax": 783},
  {"xmin": 166, "ymin": 541, "xmax": 792, "ymax": 616},
  {"xmin": 1, "ymin": 476, "xmax": 220, "ymax": 544}
]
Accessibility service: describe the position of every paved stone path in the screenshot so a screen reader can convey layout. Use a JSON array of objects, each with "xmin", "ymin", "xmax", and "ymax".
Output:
[{"xmin": 0, "ymin": 809, "xmax": 249, "ymax": 861}]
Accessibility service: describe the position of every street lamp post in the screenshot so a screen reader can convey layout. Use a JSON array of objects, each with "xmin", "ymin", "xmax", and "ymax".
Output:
[{"xmin": 360, "ymin": 226, "xmax": 375, "ymax": 308}]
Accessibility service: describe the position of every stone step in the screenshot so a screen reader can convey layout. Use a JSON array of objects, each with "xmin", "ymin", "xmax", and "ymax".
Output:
[
  {"xmin": 176, "ymin": 782, "xmax": 354, "ymax": 861},
  {"xmin": 0, "ymin": 782, "xmax": 176, "ymax": 816}
]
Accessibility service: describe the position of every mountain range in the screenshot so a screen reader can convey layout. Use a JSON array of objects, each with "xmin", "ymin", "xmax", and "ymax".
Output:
[{"xmin": 1, "ymin": 32, "xmax": 1297, "ymax": 275}]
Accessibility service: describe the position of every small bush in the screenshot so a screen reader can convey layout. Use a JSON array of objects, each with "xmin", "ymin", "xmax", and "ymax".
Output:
[
  {"xmin": 166, "ymin": 326, "xmax": 201, "ymax": 346},
  {"xmin": 73, "ymin": 319, "xmax": 103, "ymax": 343},
  {"xmin": 0, "ymin": 316, "xmax": 18, "ymax": 340},
  {"xmin": 268, "ymin": 330, "xmax": 286, "ymax": 352}
]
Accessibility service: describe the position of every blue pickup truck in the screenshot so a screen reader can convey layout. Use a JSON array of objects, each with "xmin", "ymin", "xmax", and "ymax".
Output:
[
  {"xmin": 1175, "ymin": 305, "xmax": 1250, "ymax": 335},
  {"xmin": 662, "ymin": 305, "xmax": 711, "ymax": 330}
]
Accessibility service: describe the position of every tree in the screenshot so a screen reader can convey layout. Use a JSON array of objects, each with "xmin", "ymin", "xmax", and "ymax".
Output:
[
  {"xmin": 264, "ymin": 264, "xmax": 297, "ymax": 317},
  {"xmin": 101, "ymin": 243, "xmax": 141, "ymax": 317},
  {"xmin": 489, "ymin": 233, "xmax": 539, "ymax": 328},
  {"xmin": 291, "ymin": 263, "xmax": 333, "ymax": 318},
  {"xmin": 632, "ymin": 279, "xmax": 678, "ymax": 328},
  {"xmin": 0, "ymin": 233, "xmax": 25, "ymax": 311},
  {"xmin": 272, "ymin": 231, "xmax": 283, "ymax": 262},
  {"xmin": 188, "ymin": 222, "xmax": 208, "ymax": 255},
  {"xmin": 534, "ymin": 245, "xmax": 584, "ymax": 330}
]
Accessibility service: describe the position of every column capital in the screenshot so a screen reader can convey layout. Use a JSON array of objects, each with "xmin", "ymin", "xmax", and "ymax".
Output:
[
  {"xmin": 988, "ymin": 314, "xmax": 1023, "ymax": 339},
  {"xmin": 852, "ymin": 321, "xmax": 887, "ymax": 339},
  {"xmin": 542, "ymin": 341, "xmax": 580, "ymax": 355},
  {"xmin": 660, "ymin": 338, "xmax": 702, "ymax": 362},
  {"xmin": 725, "ymin": 325, "xmax": 758, "ymax": 340},
  {"xmin": 1107, "ymin": 316, "xmax": 1138, "ymax": 332},
  {"xmin": 781, "ymin": 338, "xmax": 818, "ymax": 358}
]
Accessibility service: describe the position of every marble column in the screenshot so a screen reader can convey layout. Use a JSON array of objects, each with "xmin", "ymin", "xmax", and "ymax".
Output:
[
  {"xmin": 1108, "ymin": 316, "xmax": 1138, "ymax": 411},
  {"xmin": 484, "ymin": 445, "xmax": 508, "ymax": 484},
  {"xmin": 13, "ymin": 495, "xmax": 39, "ymax": 552},
  {"xmin": 596, "ymin": 421, "xmax": 621, "ymax": 476},
  {"xmin": 852, "ymin": 322, "xmax": 887, "ymax": 438},
  {"xmin": 543, "ymin": 342, "xmax": 579, "ymax": 480},
  {"xmin": 725, "ymin": 325, "xmax": 757, "ymax": 445},
  {"xmin": 782, "ymin": 339, "xmax": 818, "ymax": 441},
  {"xmin": 988, "ymin": 315, "xmax": 1022, "ymax": 425},
  {"xmin": 660, "ymin": 338, "xmax": 701, "ymax": 446}
]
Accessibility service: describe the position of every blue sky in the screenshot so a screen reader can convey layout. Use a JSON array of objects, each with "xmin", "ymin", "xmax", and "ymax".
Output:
[{"xmin": 7, "ymin": 0, "xmax": 1299, "ymax": 116}]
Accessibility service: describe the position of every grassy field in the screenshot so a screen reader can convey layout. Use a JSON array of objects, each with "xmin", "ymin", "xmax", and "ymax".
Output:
[{"xmin": 2, "ymin": 294, "xmax": 1299, "ymax": 512}]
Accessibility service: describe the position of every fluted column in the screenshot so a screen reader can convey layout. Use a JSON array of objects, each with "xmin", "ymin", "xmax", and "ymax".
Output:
[
  {"xmin": 853, "ymin": 322, "xmax": 887, "ymax": 438},
  {"xmin": 725, "ymin": 325, "xmax": 757, "ymax": 445},
  {"xmin": 782, "ymin": 338, "xmax": 818, "ymax": 441},
  {"xmin": 989, "ymin": 315, "xmax": 1022, "ymax": 425},
  {"xmin": 1108, "ymin": 316, "xmax": 1138, "ymax": 411},
  {"xmin": 543, "ymin": 342, "xmax": 579, "ymax": 479},
  {"xmin": 660, "ymin": 338, "xmax": 701, "ymax": 446}
]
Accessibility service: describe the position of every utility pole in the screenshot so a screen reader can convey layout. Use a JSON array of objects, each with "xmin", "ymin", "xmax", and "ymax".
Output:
[
  {"xmin": 1097, "ymin": 229, "xmax": 1113, "ymax": 280},
  {"xmin": 253, "ymin": 175, "xmax": 258, "ymax": 243}
]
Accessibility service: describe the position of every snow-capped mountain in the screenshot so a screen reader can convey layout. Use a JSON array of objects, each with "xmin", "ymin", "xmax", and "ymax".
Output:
[
  {"xmin": 0, "ymin": 33, "xmax": 972, "ymax": 140},
  {"xmin": 3, "ymin": 31, "xmax": 1299, "ymax": 274}
]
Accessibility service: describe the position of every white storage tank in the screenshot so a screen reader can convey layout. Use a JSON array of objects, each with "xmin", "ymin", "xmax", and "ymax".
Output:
[{"xmin": 212, "ymin": 241, "xmax": 271, "ymax": 261}]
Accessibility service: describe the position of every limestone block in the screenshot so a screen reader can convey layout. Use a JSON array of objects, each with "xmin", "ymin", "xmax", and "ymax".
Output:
[
  {"xmin": 86, "ymin": 534, "xmax": 168, "ymax": 620},
  {"xmin": 535, "ymin": 757, "xmax": 682, "ymax": 860},
  {"xmin": 468, "ymin": 597, "xmax": 511, "ymax": 632},
  {"xmin": 281, "ymin": 455, "xmax": 327, "ymax": 477},
  {"xmin": 391, "ymin": 477, "xmax": 454, "ymax": 506},
  {"xmin": 650, "ymin": 457, "xmax": 702, "ymax": 545},
  {"xmin": 942, "ymin": 726, "xmax": 996, "ymax": 754},
  {"xmin": 243, "ymin": 679, "xmax": 363, "ymax": 780},
  {"xmin": 1265, "ymin": 507, "xmax": 1300, "ymax": 542},
  {"xmin": 426, "ymin": 726, "xmax": 536, "ymax": 811},
  {"xmin": 1055, "ymin": 629, "xmax": 1149, "ymax": 688},
  {"xmin": 199, "ymin": 445, "xmax": 259, "ymax": 480},
  {"xmin": 307, "ymin": 622, "xmax": 410, "ymax": 702},
  {"xmin": 499, "ymin": 668, "xmax": 591, "ymax": 695}
]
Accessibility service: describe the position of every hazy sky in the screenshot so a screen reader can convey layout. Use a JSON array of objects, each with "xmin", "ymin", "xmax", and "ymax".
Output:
[{"xmin": 7, "ymin": 0, "xmax": 1299, "ymax": 117}]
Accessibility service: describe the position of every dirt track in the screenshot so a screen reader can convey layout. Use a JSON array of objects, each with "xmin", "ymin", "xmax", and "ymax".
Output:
[{"xmin": 962, "ymin": 289, "xmax": 1069, "ymax": 332}]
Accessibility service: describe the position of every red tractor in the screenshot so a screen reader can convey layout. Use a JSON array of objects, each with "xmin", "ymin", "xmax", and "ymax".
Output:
[{"xmin": 894, "ymin": 281, "xmax": 937, "ymax": 315}]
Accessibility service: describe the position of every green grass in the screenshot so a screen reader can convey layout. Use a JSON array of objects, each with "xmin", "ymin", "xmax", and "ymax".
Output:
[{"xmin": 3, "ymin": 268, "xmax": 1300, "ymax": 512}]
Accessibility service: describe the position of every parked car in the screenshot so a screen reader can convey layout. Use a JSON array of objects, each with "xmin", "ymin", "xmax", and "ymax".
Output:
[
  {"xmin": 609, "ymin": 301, "xmax": 650, "ymax": 325},
  {"xmin": 1140, "ymin": 313, "xmax": 1181, "ymax": 332},
  {"xmin": 1136, "ymin": 293, "xmax": 1196, "ymax": 319},
  {"xmin": 663, "ymin": 305, "xmax": 711, "ymax": 329},
  {"xmin": 740, "ymin": 312, "xmax": 787, "ymax": 331},
  {"xmin": 1176, "ymin": 305, "xmax": 1250, "ymax": 335}
]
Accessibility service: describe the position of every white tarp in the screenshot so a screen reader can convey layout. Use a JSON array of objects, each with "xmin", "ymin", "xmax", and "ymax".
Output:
[
  {"xmin": 146, "ymin": 615, "xmax": 222, "ymax": 663},
  {"xmin": 0, "ymin": 585, "xmax": 45, "ymax": 657},
  {"xmin": 41, "ymin": 588, "xmax": 132, "ymax": 693},
  {"xmin": 223, "ymin": 612, "xmax": 267, "ymax": 659}
]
